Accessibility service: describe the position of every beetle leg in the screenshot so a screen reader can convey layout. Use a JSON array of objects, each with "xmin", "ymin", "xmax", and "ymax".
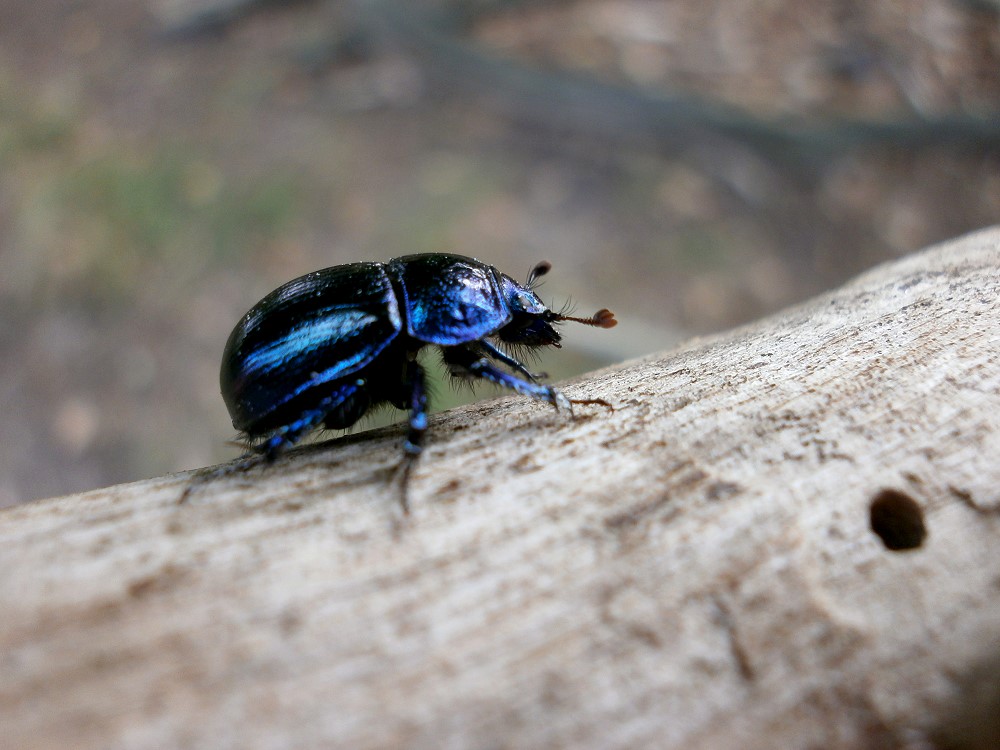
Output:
[
  {"xmin": 323, "ymin": 382, "xmax": 370, "ymax": 430},
  {"xmin": 257, "ymin": 408, "xmax": 329, "ymax": 461},
  {"xmin": 479, "ymin": 340, "xmax": 546, "ymax": 382},
  {"xmin": 402, "ymin": 358, "xmax": 428, "ymax": 457},
  {"xmin": 257, "ymin": 381, "xmax": 365, "ymax": 460},
  {"xmin": 394, "ymin": 357, "xmax": 428, "ymax": 514},
  {"xmin": 443, "ymin": 346, "xmax": 572, "ymax": 412},
  {"xmin": 181, "ymin": 381, "xmax": 366, "ymax": 505},
  {"xmin": 181, "ymin": 404, "xmax": 334, "ymax": 504}
]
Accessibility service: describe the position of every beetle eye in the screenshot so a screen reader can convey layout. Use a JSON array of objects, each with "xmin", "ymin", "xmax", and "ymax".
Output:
[
  {"xmin": 513, "ymin": 291, "xmax": 534, "ymax": 310},
  {"xmin": 512, "ymin": 289, "xmax": 550, "ymax": 315},
  {"xmin": 498, "ymin": 272, "xmax": 549, "ymax": 315}
]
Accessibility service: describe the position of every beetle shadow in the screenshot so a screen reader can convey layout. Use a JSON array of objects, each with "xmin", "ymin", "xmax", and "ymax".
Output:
[
  {"xmin": 178, "ymin": 391, "xmax": 614, "ymax": 509},
  {"xmin": 176, "ymin": 421, "xmax": 408, "ymax": 506}
]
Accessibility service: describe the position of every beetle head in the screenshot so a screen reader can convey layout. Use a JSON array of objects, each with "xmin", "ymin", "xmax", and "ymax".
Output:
[{"xmin": 496, "ymin": 261, "xmax": 617, "ymax": 348}]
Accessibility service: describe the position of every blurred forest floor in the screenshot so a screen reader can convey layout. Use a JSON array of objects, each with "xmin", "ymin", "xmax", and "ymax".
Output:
[{"xmin": 1, "ymin": 0, "xmax": 998, "ymax": 505}]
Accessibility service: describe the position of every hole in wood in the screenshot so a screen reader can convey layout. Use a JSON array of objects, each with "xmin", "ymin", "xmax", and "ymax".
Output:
[{"xmin": 869, "ymin": 489, "xmax": 927, "ymax": 551}]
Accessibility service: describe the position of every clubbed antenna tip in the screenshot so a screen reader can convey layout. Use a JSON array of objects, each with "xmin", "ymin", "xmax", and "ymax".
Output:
[
  {"xmin": 559, "ymin": 308, "xmax": 617, "ymax": 328},
  {"xmin": 526, "ymin": 260, "xmax": 552, "ymax": 287}
]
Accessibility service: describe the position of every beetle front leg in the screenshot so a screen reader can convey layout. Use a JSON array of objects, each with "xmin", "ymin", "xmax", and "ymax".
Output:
[
  {"xmin": 478, "ymin": 340, "xmax": 546, "ymax": 382},
  {"xmin": 443, "ymin": 346, "xmax": 572, "ymax": 412}
]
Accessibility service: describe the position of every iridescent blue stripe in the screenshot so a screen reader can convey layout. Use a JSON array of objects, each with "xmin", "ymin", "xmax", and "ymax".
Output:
[{"xmin": 242, "ymin": 309, "xmax": 378, "ymax": 382}]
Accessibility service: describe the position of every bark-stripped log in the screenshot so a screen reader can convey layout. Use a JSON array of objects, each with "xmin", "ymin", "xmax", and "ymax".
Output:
[{"xmin": 2, "ymin": 228, "xmax": 1000, "ymax": 750}]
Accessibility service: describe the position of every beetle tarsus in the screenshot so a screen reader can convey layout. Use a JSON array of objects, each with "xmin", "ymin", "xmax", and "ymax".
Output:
[{"xmin": 549, "ymin": 387, "xmax": 573, "ymax": 412}]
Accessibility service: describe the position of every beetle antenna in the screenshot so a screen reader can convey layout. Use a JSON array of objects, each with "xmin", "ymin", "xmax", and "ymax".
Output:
[
  {"xmin": 556, "ymin": 308, "xmax": 618, "ymax": 328},
  {"xmin": 526, "ymin": 260, "xmax": 552, "ymax": 288}
]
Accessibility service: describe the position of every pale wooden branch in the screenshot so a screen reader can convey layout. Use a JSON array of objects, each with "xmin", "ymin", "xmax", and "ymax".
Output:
[{"xmin": 3, "ymin": 228, "xmax": 1000, "ymax": 750}]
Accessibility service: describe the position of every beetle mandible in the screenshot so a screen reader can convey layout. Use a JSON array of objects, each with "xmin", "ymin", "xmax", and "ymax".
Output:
[{"xmin": 212, "ymin": 253, "xmax": 616, "ymax": 509}]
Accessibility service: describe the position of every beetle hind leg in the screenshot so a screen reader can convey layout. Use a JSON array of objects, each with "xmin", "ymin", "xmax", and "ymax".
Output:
[
  {"xmin": 177, "ymin": 410, "xmax": 327, "ymax": 505},
  {"xmin": 322, "ymin": 385, "xmax": 370, "ymax": 430},
  {"xmin": 255, "ymin": 408, "xmax": 328, "ymax": 461},
  {"xmin": 255, "ymin": 380, "xmax": 367, "ymax": 460}
]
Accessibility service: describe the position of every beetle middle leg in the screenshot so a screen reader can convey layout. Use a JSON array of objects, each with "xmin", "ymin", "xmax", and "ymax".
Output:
[
  {"xmin": 390, "ymin": 356, "xmax": 428, "ymax": 514},
  {"xmin": 442, "ymin": 346, "xmax": 572, "ymax": 412}
]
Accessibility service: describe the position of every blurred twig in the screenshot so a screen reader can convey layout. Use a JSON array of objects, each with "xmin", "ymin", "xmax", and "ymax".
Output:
[{"xmin": 160, "ymin": 0, "xmax": 1000, "ymax": 161}]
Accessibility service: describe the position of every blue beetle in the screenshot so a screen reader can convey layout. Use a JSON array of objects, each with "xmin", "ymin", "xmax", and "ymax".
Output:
[{"xmin": 213, "ymin": 253, "xmax": 616, "ymax": 509}]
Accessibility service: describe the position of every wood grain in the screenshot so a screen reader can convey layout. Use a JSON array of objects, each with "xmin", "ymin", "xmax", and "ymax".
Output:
[{"xmin": 3, "ymin": 227, "xmax": 1000, "ymax": 749}]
